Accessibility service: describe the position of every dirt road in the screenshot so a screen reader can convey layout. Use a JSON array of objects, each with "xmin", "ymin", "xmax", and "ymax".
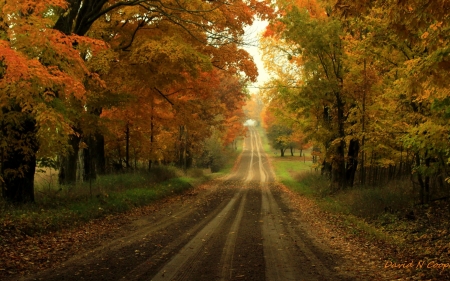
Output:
[{"xmin": 20, "ymin": 129, "xmax": 355, "ymax": 281}]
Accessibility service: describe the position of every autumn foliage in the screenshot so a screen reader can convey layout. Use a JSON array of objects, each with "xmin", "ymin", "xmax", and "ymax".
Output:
[
  {"xmin": 261, "ymin": 0, "xmax": 450, "ymax": 200},
  {"xmin": 0, "ymin": 0, "xmax": 273, "ymax": 203}
]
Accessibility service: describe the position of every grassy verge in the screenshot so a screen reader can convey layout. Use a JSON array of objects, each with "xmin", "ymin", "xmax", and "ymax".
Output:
[
  {"xmin": 269, "ymin": 160, "xmax": 412, "ymax": 244},
  {"xmin": 255, "ymin": 125, "xmax": 273, "ymax": 154},
  {"xmin": 0, "ymin": 142, "xmax": 243, "ymax": 237},
  {"xmin": 1, "ymin": 169, "xmax": 195, "ymax": 236},
  {"xmin": 266, "ymin": 139, "xmax": 450, "ymax": 280},
  {"xmin": 260, "ymin": 123, "xmax": 450, "ymax": 277},
  {"xmin": 269, "ymin": 156, "xmax": 417, "ymax": 244},
  {"xmin": 256, "ymin": 125, "xmax": 411, "ymax": 245}
]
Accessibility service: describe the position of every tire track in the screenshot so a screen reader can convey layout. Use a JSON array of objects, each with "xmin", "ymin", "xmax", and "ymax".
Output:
[
  {"xmin": 252, "ymin": 128, "xmax": 334, "ymax": 281},
  {"xmin": 19, "ymin": 129, "xmax": 350, "ymax": 281},
  {"xmin": 219, "ymin": 191, "xmax": 247, "ymax": 280},
  {"xmin": 149, "ymin": 128, "xmax": 258, "ymax": 280}
]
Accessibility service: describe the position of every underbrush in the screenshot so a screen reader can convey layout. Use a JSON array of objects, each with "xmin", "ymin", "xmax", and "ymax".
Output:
[
  {"xmin": 274, "ymin": 160, "xmax": 450, "ymax": 278},
  {"xmin": 0, "ymin": 166, "xmax": 208, "ymax": 237},
  {"xmin": 0, "ymin": 136, "xmax": 244, "ymax": 238},
  {"xmin": 263, "ymin": 125, "xmax": 450, "ymax": 279},
  {"xmin": 207, "ymin": 139, "xmax": 243, "ymax": 177},
  {"xmin": 271, "ymin": 151, "xmax": 416, "ymax": 220},
  {"xmin": 271, "ymin": 157, "xmax": 418, "ymax": 243}
]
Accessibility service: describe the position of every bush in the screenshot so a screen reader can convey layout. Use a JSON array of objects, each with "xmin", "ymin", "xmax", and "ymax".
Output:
[
  {"xmin": 189, "ymin": 168, "xmax": 205, "ymax": 178},
  {"xmin": 290, "ymin": 171, "xmax": 414, "ymax": 220},
  {"xmin": 336, "ymin": 181, "xmax": 414, "ymax": 219},
  {"xmin": 195, "ymin": 131, "xmax": 227, "ymax": 173},
  {"xmin": 148, "ymin": 165, "xmax": 178, "ymax": 182}
]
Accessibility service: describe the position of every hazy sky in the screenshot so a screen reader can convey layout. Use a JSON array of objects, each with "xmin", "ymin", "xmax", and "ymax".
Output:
[{"xmin": 243, "ymin": 19, "xmax": 270, "ymax": 93}]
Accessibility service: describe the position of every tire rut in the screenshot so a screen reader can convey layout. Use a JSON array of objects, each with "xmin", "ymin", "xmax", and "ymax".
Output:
[{"xmin": 20, "ymin": 128, "xmax": 357, "ymax": 281}]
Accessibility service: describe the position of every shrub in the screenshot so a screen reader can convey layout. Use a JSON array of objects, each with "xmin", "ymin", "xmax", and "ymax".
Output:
[{"xmin": 189, "ymin": 168, "xmax": 205, "ymax": 178}]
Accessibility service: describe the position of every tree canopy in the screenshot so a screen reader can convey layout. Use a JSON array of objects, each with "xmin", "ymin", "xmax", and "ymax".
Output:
[
  {"xmin": 261, "ymin": 0, "xmax": 450, "ymax": 197},
  {"xmin": 0, "ymin": 0, "xmax": 273, "ymax": 203}
]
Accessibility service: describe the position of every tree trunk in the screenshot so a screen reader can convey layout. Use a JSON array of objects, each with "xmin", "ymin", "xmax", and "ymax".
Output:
[
  {"xmin": 346, "ymin": 138, "xmax": 360, "ymax": 188},
  {"xmin": 59, "ymin": 133, "xmax": 81, "ymax": 185},
  {"xmin": 95, "ymin": 132, "xmax": 106, "ymax": 175},
  {"xmin": 360, "ymin": 58, "xmax": 366, "ymax": 186},
  {"xmin": 53, "ymin": 0, "xmax": 82, "ymax": 34},
  {"xmin": 415, "ymin": 153, "xmax": 426, "ymax": 204},
  {"xmin": 1, "ymin": 116, "xmax": 38, "ymax": 203},
  {"xmin": 280, "ymin": 148, "xmax": 285, "ymax": 157},
  {"xmin": 334, "ymin": 93, "xmax": 347, "ymax": 189},
  {"xmin": 178, "ymin": 125, "xmax": 187, "ymax": 169},
  {"xmin": 148, "ymin": 104, "xmax": 154, "ymax": 171},
  {"xmin": 424, "ymin": 155, "xmax": 431, "ymax": 204},
  {"xmin": 83, "ymin": 136, "xmax": 97, "ymax": 182},
  {"xmin": 183, "ymin": 127, "xmax": 189, "ymax": 174},
  {"xmin": 321, "ymin": 160, "xmax": 332, "ymax": 179},
  {"xmin": 125, "ymin": 123, "xmax": 130, "ymax": 169}
]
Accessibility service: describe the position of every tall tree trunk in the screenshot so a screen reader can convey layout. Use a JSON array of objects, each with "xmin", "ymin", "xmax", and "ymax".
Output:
[
  {"xmin": 125, "ymin": 123, "xmax": 130, "ymax": 169},
  {"xmin": 83, "ymin": 136, "xmax": 97, "ymax": 182},
  {"xmin": 53, "ymin": 0, "xmax": 82, "ymax": 34},
  {"xmin": 415, "ymin": 153, "xmax": 426, "ymax": 204},
  {"xmin": 183, "ymin": 127, "xmax": 188, "ymax": 174},
  {"xmin": 81, "ymin": 130, "xmax": 106, "ymax": 180},
  {"xmin": 1, "ymin": 116, "xmax": 38, "ymax": 203},
  {"xmin": 346, "ymin": 138, "xmax": 360, "ymax": 188},
  {"xmin": 360, "ymin": 58, "xmax": 367, "ymax": 186},
  {"xmin": 178, "ymin": 125, "xmax": 185, "ymax": 168},
  {"xmin": 424, "ymin": 154, "xmax": 431, "ymax": 204},
  {"xmin": 95, "ymin": 132, "xmax": 106, "ymax": 175},
  {"xmin": 59, "ymin": 133, "xmax": 81, "ymax": 185},
  {"xmin": 87, "ymin": 107, "xmax": 105, "ymax": 178},
  {"xmin": 321, "ymin": 160, "xmax": 332, "ymax": 179},
  {"xmin": 148, "ymin": 102, "xmax": 155, "ymax": 171},
  {"xmin": 334, "ymin": 93, "xmax": 347, "ymax": 189}
]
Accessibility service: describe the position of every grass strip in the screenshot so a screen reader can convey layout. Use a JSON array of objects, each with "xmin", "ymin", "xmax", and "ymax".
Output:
[
  {"xmin": 254, "ymin": 125, "xmax": 398, "ymax": 244},
  {"xmin": 0, "ymin": 175, "xmax": 200, "ymax": 237},
  {"xmin": 0, "ymin": 138, "xmax": 244, "ymax": 238}
]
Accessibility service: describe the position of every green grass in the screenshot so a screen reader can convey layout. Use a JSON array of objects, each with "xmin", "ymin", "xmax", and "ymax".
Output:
[
  {"xmin": 271, "ymin": 159, "xmax": 316, "ymax": 195},
  {"xmin": 1, "ymin": 139, "xmax": 246, "ymax": 237},
  {"xmin": 255, "ymin": 126, "xmax": 273, "ymax": 153},
  {"xmin": 255, "ymin": 125, "xmax": 323, "ymax": 197},
  {"xmin": 269, "ymin": 158, "xmax": 399, "ymax": 242},
  {"xmin": 0, "ymin": 155, "xmax": 243, "ymax": 237},
  {"xmin": 1, "ymin": 171, "xmax": 200, "ymax": 236},
  {"xmin": 258, "ymin": 124, "xmax": 411, "ymax": 244}
]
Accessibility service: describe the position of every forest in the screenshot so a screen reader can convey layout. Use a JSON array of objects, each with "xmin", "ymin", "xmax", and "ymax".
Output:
[
  {"xmin": 0, "ymin": 0, "xmax": 448, "ymax": 223},
  {"xmin": 1, "ymin": 0, "xmax": 450, "ymax": 279},
  {"xmin": 260, "ymin": 0, "xmax": 450, "ymax": 204},
  {"xmin": 0, "ymin": 0, "xmax": 272, "ymax": 204}
]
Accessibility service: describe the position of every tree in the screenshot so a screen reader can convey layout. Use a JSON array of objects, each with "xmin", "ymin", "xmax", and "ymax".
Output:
[
  {"xmin": 1, "ymin": 1, "xmax": 104, "ymax": 202},
  {"xmin": 262, "ymin": 106, "xmax": 292, "ymax": 157},
  {"xmin": 262, "ymin": 2, "xmax": 360, "ymax": 187},
  {"xmin": 334, "ymin": 0, "xmax": 450, "ymax": 201},
  {"xmin": 55, "ymin": 0, "xmax": 271, "ymax": 184},
  {"xmin": 1, "ymin": 0, "xmax": 273, "ymax": 203},
  {"xmin": 261, "ymin": 0, "xmax": 450, "ymax": 198}
]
